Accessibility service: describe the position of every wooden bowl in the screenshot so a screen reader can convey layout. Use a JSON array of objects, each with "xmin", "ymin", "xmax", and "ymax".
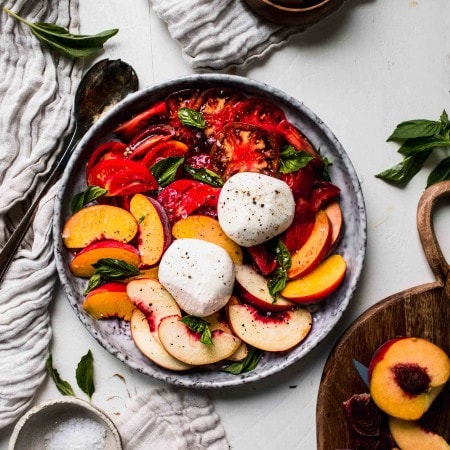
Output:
[{"xmin": 244, "ymin": 0, "xmax": 347, "ymax": 27}]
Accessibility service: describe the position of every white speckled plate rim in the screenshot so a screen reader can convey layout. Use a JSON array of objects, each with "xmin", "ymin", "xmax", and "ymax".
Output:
[{"xmin": 53, "ymin": 74, "xmax": 367, "ymax": 389}]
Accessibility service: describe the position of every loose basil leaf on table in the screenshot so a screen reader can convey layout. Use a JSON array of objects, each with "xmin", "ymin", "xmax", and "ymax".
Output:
[
  {"xmin": 46, "ymin": 354, "xmax": 75, "ymax": 396},
  {"xmin": 76, "ymin": 350, "xmax": 95, "ymax": 399}
]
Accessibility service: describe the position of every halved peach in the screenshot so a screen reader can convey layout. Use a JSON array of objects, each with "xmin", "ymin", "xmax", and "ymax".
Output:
[
  {"xmin": 172, "ymin": 215, "xmax": 243, "ymax": 264},
  {"xmin": 281, "ymin": 254, "xmax": 346, "ymax": 303},
  {"xmin": 226, "ymin": 298, "xmax": 312, "ymax": 352},
  {"xmin": 369, "ymin": 337, "xmax": 450, "ymax": 420},
  {"xmin": 324, "ymin": 201, "xmax": 344, "ymax": 251},
  {"xmin": 389, "ymin": 417, "xmax": 450, "ymax": 450},
  {"xmin": 287, "ymin": 209, "xmax": 331, "ymax": 279},
  {"xmin": 62, "ymin": 204, "xmax": 138, "ymax": 249},
  {"xmin": 69, "ymin": 240, "xmax": 140, "ymax": 277},
  {"xmin": 158, "ymin": 315, "xmax": 241, "ymax": 365},
  {"xmin": 129, "ymin": 194, "xmax": 171, "ymax": 267},
  {"xmin": 83, "ymin": 282, "xmax": 135, "ymax": 321}
]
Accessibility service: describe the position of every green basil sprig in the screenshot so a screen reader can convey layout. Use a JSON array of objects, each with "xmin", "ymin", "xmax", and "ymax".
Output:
[
  {"xmin": 3, "ymin": 8, "xmax": 118, "ymax": 59},
  {"xmin": 223, "ymin": 346, "xmax": 263, "ymax": 375},
  {"xmin": 84, "ymin": 258, "xmax": 141, "ymax": 295},
  {"xmin": 267, "ymin": 240, "xmax": 292, "ymax": 300},
  {"xmin": 71, "ymin": 186, "xmax": 107, "ymax": 214},
  {"xmin": 279, "ymin": 145, "xmax": 315, "ymax": 174},
  {"xmin": 180, "ymin": 315, "xmax": 213, "ymax": 345},
  {"xmin": 376, "ymin": 110, "xmax": 450, "ymax": 187},
  {"xmin": 178, "ymin": 108, "xmax": 206, "ymax": 129},
  {"xmin": 184, "ymin": 165, "xmax": 224, "ymax": 187},
  {"xmin": 150, "ymin": 156, "xmax": 185, "ymax": 187}
]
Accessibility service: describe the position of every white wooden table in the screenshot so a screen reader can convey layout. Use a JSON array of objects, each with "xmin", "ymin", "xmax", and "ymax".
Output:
[{"xmin": 1, "ymin": 1, "xmax": 449, "ymax": 448}]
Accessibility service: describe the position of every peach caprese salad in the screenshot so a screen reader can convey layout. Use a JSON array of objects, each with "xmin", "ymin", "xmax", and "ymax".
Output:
[{"xmin": 62, "ymin": 87, "xmax": 347, "ymax": 373}]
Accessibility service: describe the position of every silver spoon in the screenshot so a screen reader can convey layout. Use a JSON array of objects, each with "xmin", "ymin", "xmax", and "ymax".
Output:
[{"xmin": 0, "ymin": 59, "xmax": 139, "ymax": 282}]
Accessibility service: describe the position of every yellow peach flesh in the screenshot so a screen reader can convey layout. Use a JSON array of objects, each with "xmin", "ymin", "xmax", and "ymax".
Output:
[{"xmin": 83, "ymin": 290, "xmax": 135, "ymax": 321}]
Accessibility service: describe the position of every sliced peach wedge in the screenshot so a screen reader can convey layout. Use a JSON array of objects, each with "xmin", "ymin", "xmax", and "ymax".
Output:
[
  {"xmin": 281, "ymin": 254, "xmax": 346, "ymax": 303},
  {"xmin": 62, "ymin": 204, "xmax": 138, "ymax": 249},
  {"xmin": 171, "ymin": 214, "xmax": 243, "ymax": 264},
  {"xmin": 69, "ymin": 240, "xmax": 140, "ymax": 277},
  {"xmin": 127, "ymin": 278, "xmax": 191, "ymax": 371},
  {"xmin": 129, "ymin": 194, "xmax": 171, "ymax": 268},
  {"xmin": 389, "ymin": 417, "xmax": 450, "ymax": 450},
  {"xmin": 83, "ymin": 282, "xmax": 135, "ymax": 321},
  {"xmin": 368, "ymin": 337, "xmax": 450, "ymax": 420},
  {"xmin": 287, "ymin": 209, "xmax": 331, "ymax": 279},
  {"xmin": 226, "ymin": 297, "xmax": 312, "ymax": 352}
]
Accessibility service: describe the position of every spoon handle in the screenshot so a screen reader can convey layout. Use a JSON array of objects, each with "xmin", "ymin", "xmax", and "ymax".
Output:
[{"xmin": 0, "ymin": 128, "xmax": 79, "ymax": 282}]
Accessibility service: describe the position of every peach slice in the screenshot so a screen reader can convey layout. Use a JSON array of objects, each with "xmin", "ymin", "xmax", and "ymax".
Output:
[
  {"xmin": 127, "ymin": 278, "xmax": 192, "ymax": 371},
  {"xmin": 281, "ymin": 254, "xmax": 346, "ymax": 303},
  {"xmin": 234, "ymin": 264, "xmax": 295, "ymax": 311},
  {"xmin": 324, "ymin": 201, "xmax": 344, "ymax": 251},
  {"xmin": 158, "ymin": 315, "xmax": 241, "ymax": 365},
  {"xmin": 62, "ymin": 204, "xmax": 138, "ymax": 249},
  {"xmin": 172, "ymin": 215, "xmax": 243, "ymax": 264},
  {"xmin": 226, "ymin": 299, "xmax": 312, "ymax": 352},
  {"xmin": 389, "ymin": 417, "xmax": 450, "ymax": 450},
  {"xmin": 368, "ymin": 337, "xmax": 450, "ymax": 420},
  {"xmin": 129, "ymin": 194, "xmax": 171, "ymax": 267},
  {"xmin": 69, "ymin": 240, "xmax": 140, "ymax": 277},
  {"xmin": 83, "ymin": 282, "xmax": 135, "ymax": 321},
  {"xmin": 287, "ymin": 209, "xmax": 331, "ymax": 279}
]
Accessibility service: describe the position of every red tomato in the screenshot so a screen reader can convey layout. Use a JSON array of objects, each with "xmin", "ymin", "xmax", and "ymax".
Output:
[
  {"xmin": 85, "ymin": 141, "xmax": 126, "ymax": 179},
  {"xmin": 142, "ymin": 140, "xmax": 188, "ymax": 168},
  {"xmin": 126, "ymin": 124, "xmax": 175, "ymax": 160},
  {"xmin": 280, "ymin": 164, "xmax": 316, "ymax": 201},
  {"xmin": 234, "ymin": 98, "xmax": 286, "ymax": 131},
  {"xmin": 198, "ymin": 88, "xmax": 244, "ymax": 140},
  {"xmin": 114, "ymin": 100, "xmax": 168, "ymax": 141},
  {"xmin": 310, "ymin": 181, "xmax": 341, "ymax": 211},
  {"xmin": 157, "ymin": 179, "xmax": 220, "ymax": 223},
  {"xmin": 247, "ymin": 244, "xmax": 277, "ymax": 275},
  {"xmin": 87, "ymin": 158, "xmax": 158, "ymax": 196},
  {"xmin": 210, "ymin": 123, "xmax": 280, "ymax": 181},
  {"xmin": 276, "ymin": 120, "xmax": 319, "ymax": 157},
  {"xmin": 184, "ymin": 153, "xmax": 213, "ymax": 171}
]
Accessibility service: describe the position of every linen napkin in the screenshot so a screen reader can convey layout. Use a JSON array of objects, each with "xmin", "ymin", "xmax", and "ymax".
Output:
[
  {"xmin": 150, "ymin": 0, "xmax": 305, "ymax": 71},
  {"xmin": 0, "ymin": 2, "xmax": 229, "ymax": 448},
  {"xmin": 0, "ymin": 0, "xmax": 81, "ymax": 427}
]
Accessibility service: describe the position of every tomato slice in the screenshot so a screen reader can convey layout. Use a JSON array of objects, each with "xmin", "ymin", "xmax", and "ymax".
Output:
[
  {"xmin": 280, "ymin": 164, "xmax": 316, "ymax": 201},
  {"xmin": 85, "ymin": 141, "xmax": 126, "ymax": 179},
  {"xmin": 157, "ymin": 179, "xmax": 220, "ymax": 223},
  {"xmin": 247, "ymin": 243, "xmax": 277, "ymax": 276},
  {"xmin": 233, "ymin": 98, "xmax": 286, "ymax": 131},
  {"xmin": 126, "ymin": 124, "xmax": 175, "ymax": 160},
  {"xmin": 197, "ymin": 88, "xmax": 244, "ymax": 140},
  {"xmin": 310, "ymin": 181, "xmax": 341, "ymax": 211},
  {"xmin": 184, "ymin": 153, "xmax": 213, "ymax": 171},
  {"xmin": 87, "ymin": 158, "xmax": 158, "ymax": 196},
  {"xmin": 142, "ymin": 140, "xmax": 188, "ymax": 168},
  {"xmin": 276, "ymin": 120, "xmax": 319, "ymax": 157},
  {"xmin": 114, "ymin": 100, "xmax": 168, "ymax": 141},
  {"xmin": 210, "ymin": 122, "xmax": 280, "ymax": 181}
]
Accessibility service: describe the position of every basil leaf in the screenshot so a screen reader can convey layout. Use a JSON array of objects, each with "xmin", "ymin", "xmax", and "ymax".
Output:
[
  {"xmin": 46, "ymin": 354, "xmax": 75, "ymax": 396},
  {"xmin": 223, "ymin": 346, "xmax": 263, "ymax": 374},
  {"xmin": 84, "ymin": 259, "xmax": 140, "ymax": 295},
  {"xmin": 3, "ymin": 8, "xmax": 118, "ymax": 59},
  {"xmin": 178, "ymin": 108, "xmax": 206, "ymax": 129},
  {"xmin": 184, "ymin": 165, "xmax": 224, "ymax": 187},
  {"xmin": 397, "ymin": 137, "xmax": 450, "ymax": 156},
  {"xmin": 150, "ymin": 156, "xmax": 185, "ymax": 187},
  {"xmin": 440, "ymin": 110, "xmax": 449, "ymax": 130},
  {"xmin": 375, "ymin": 151, "xmax": 431, "ymax": 184},
  {"xmin": 71, "ymin": 186, "xmax": 107, "ymax": 214},
  {"xmin": 76, "ymin": 350, "xmax": 95, "ymax": 399},
  {"xmin": 180, "ymin": 315, "xmax": 213, "ymax": 345},
  {"xmin": 387, "ymin": 119, "xmax": 441, "ymax": 141},
  {"xmin": 427, "ymin": 156, "xmax": 450, "ymax": 187},
  {"xmin": 279, "ymin": 146, "xmax": 315, "ymax": 174},
  {"xmin": 267, "ymin": 240, "xmax": 292, "ymax": 299}
]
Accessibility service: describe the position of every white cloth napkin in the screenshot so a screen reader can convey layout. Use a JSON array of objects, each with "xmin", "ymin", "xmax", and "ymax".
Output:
[
  {"xmin": 150, "ymin": 0, "xmax": 304, "ymax": 71},
  {"xmin": 0, "ymin": 2, "xmax": 229, "ymax": 448}
]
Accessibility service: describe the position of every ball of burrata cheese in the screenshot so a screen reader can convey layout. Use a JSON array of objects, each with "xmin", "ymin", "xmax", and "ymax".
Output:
[
  {"xmin": 158, "ymin": 238, "xmax": 235, "ymax": 317},
  {"xmin": 217, "ymin": 172, "xmax": 295, "ymax": 247}
]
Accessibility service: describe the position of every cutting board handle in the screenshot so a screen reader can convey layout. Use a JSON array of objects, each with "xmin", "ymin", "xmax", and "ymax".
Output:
[{"xmin": 417, "ymin": 180, "xmax": 450, "ymax": 296}]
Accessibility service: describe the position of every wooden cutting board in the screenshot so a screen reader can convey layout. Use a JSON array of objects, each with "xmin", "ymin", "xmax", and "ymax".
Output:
[{"xmin": 316, "ymin": 181, "xmax": 450, "ymax": 450}]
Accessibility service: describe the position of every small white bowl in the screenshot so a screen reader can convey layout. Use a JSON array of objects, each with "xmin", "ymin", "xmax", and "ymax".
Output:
[{"xmin": 9, "ymin": 397, "xmax": 122, "ymax": 450}]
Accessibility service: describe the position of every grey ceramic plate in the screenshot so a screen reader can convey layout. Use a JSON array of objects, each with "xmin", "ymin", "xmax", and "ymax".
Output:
[{"xmin": 53, "ymin": 74, "xmax": 366, "ymax": 388}]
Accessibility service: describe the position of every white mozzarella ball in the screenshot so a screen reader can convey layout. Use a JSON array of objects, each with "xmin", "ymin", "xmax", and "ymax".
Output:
[
  {"xmin": 158, "ymin": 238, "xmax": 235, "ymax": 317},
  {"xmin": 217, "ymin": 172, "xmax": 295, "ymax": 247}
]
